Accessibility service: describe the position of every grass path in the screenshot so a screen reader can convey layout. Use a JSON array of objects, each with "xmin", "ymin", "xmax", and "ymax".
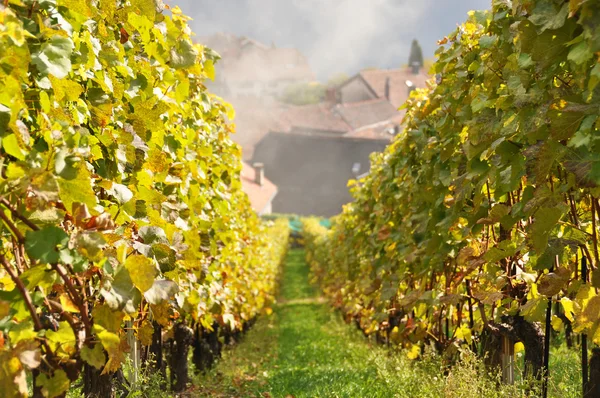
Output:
[
  {"xmin": 194, "ymin": 249, "xmax": 580, "ymax": 398},
  {"xmin": 194, "ymin": 249, "xmax": 442, "ymax": 397}
]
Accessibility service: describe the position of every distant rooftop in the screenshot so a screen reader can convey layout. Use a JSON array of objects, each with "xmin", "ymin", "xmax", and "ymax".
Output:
[{"xmin": 240, "ymin": 162, "xmax": 278, "ymax": 215}]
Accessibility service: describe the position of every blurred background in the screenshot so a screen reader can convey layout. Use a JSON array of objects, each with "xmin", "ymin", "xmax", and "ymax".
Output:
[{"xmin": 166, "ymin": 0, "xmax": 491, "ymax": 217}]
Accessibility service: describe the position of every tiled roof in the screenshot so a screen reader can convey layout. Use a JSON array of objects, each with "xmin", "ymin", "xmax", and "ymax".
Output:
[
  {"xmin": 333, "ymin": 99, "xmax": 399, "ymax": 130},
  {"xmin": 240, "ymin": 162, "xmax": 278, "ymax": 214},
  {"xmin": 358, "ymin": 67, "xmax": 429, "ymax": 108},
  {"xmin": 278, "ymin": 103, "xmax": 351, "ymax": 134}
]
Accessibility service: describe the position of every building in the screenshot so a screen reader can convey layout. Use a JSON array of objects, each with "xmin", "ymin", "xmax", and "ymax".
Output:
[
  {"xmin": 334, "ymin": 66, "xmax": 429, "ymax": 109},
  {"xmin": 240, "ymin": 162, "xmax": 278, "ymax": 215},
  {"xmin": 248, "ymin": 66, "xmax": 430, "ymax": 216},
  {"xmin": 251, "ymin": 133, "xmax": 387, "ymax": 217},
  {"xmin": 202, "ymin": 33, "xmax": 315, "ymax": 99}
]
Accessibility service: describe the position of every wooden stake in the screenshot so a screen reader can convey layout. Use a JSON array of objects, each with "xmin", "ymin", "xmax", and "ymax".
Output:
[
  {"xmin": 582, "ymin": 255, "xmax": 589, "ymax": 395},
  {"xmin": 501, "ymin": 335, "xmax": 514, "ymax": 384},
  {"xmin": 542, "ymin": 295, "xmax": 552, "ymax": 398}
]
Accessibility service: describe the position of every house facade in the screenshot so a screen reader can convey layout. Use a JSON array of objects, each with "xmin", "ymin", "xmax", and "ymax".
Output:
[{"xmin": 251, "ymin": 133, "xmax": 387, "ymax": 217}]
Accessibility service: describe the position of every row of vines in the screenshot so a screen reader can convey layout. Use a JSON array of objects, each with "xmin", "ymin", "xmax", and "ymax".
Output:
[
  {"xmin": 0, "ymin": 0, "xmax": 289, "ymax": 397},
  {"xmin": 304, "ymin": 0, "xmax": 600, "ymax": 394}
]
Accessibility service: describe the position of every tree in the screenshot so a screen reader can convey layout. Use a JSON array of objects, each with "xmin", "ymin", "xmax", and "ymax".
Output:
[{"xmin": 408, "ymin": 39, "xmax": 424, "ymax": 68}]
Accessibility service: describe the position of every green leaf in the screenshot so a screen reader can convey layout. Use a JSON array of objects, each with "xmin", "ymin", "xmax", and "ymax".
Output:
[
  {"xmin": 152, "ymin": 243, "xmax": 176, "ymax": 272},
  {"xmin": 568, "ymin": 40, "xmax": 593, "ymax": 65},
  {"xmin": 25, "ymin": 226, "xmax": 69, "ymax": 264},
  {"xmin": 138, "ymin": 226, "xmax": 168, "ymax": 244},
  {"xmin": 549, "ymin": 109, "xmax": 586, "ymax": 141},
  {"xmin": 101, "ymin": 266, "xmax": 141, "ymax": 313},
  {"xmin": 530, "ymin": 207, "xmax": 565, "ymax": 254},
  {"xmin": 170, "ymin": 39, "xmax": 198, "ymax": 69},
  {"xmin": 32, "ymin": 36, "xmax": 74, "ymax": 79},
  {"xmin": 478, "ymin": 35, "xmax": 496, "ymax": 49},
  {"xmin": 529, "ymin": 3, "xmax": 568, "ymax": 32}
]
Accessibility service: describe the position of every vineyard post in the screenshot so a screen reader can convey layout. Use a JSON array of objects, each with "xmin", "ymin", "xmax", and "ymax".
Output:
[
  {"xmin": 501, "ymin": 336, "xmax": 514, "ymax": 384},
  {"xmin": 466, "ymin": 279, "xmax": 476, "ymax": 352},
  {"xmin": 542, "ymin": 292, "xmax": 552, "ymax": 398},
  {"xmin": 126, "ymin": 321, "xmax": 140, "ymax": 386},
  {"xmin": 582, "ymin": 255, "xmax": 589, "ymax": 395}
]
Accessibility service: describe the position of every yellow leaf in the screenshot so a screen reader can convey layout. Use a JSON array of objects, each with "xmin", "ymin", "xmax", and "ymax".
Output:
[
  {"xmin": 80, "ymin": 344, "xmax": 106, "ymax": 370},
  {"xmin": 125, "ymin": 255, "xmax": 157, "ymax": 293},
  {"xmin": 46, "ymin": 321, "xmax": 76, "ymax": 358},
  {"xmin": 204, "ymin": 59, "xmax": 215, "ymax": 81},
  {"xmin": 560, "ymin": 297, "xmax": 575, "ymax": 322},
  {"xmin": 59, "ymin": 295, "xmax": 79, "ymax": 313},
  {"xmin": 150, "ymin": 302, "xmax": 171, "ymax": 327},
  {"xmin": 92, "ymin": 304, "xmax": 123, "ymax": 334},
  {"xmin": 406, "ymin": 344, "xmax": 420, "ymax": 360},
  {"xmin": 57, "ymin": 0, "xmax": 91, "ymax": 16},
  {"xmin": 551, "ymin": 315, "xmax": 563, "ymax": 331},
  {"xmin": 514, "ymin": 342, "xmax": 525, "ymax": 354},
  {"xmin": 49, "ymin": 75, "xmax": 83, "ymax": 102},
  {"xmin": 57, "ymin": 164, "xmax": 97, "ymax": 214},
  {"xmin": 136, "ymin": 321, "xmax": 153, "ymax": 346},
  {"xmin": 2, "ymin": 133, "xmax": 26, "ymax": 160}
]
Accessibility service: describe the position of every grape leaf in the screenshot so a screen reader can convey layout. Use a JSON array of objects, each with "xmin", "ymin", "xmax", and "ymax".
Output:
[{"xmin": 25, "ymin": 227, "xmax": 69, "ymax": 264}]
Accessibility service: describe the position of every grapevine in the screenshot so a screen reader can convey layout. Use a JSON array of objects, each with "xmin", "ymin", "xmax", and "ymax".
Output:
[
  {"xmin": 0, "ymin": 1, "xmax": 288, "ymax": 397},
  {"xmin": 304, "ymin": 0, "xmax": 600, "ymax": 380}
]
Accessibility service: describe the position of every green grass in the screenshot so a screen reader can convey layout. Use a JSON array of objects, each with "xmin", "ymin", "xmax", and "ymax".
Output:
[{"xmin": 194, "ymin": 249, "xmax": 582, "ymax": 398}]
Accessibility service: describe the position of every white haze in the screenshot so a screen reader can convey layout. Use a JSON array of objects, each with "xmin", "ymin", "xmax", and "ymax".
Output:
[{"xmin": 167, "ymin": 0, "xmax": 491, "ymax": 79}]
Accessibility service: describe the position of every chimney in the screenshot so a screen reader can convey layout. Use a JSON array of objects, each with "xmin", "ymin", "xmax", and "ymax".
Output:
[
  {"xmin": 253, "ymin": 162, "xmax": 264, "ymax": 186},
  {"xmin": 411, "ymin": 61, "xmax": 420, "ymax": 75},
  {"xmin": 384, "ymin": 77, "xmax": 391, "ymax": 101},
  {"xmin": 325, "ymin": 87, "xmax": 338, "ymax": 104}
]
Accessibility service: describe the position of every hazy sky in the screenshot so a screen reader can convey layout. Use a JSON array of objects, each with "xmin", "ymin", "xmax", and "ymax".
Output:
[{"xmin": 167, "ymin": 0, "xmax": 492, "ymax": 79}]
